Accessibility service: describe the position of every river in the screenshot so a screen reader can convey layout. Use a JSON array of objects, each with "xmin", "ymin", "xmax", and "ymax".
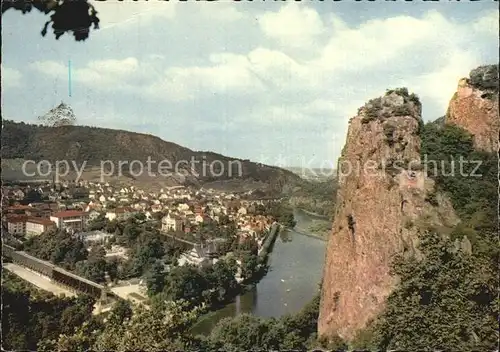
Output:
[{"xmin": 191, "ymin": 208, "xmax": 327, "ymax": 335}]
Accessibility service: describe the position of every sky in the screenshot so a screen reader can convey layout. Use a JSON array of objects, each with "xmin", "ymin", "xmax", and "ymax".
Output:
[{"xmin": 1, "ymin": 1, "xmax": 498, "ymax": 168}]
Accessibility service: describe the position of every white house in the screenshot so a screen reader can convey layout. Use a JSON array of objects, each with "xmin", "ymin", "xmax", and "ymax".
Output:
[
  {"xmin": 87, "ymin": 210, "xmax": 102, "ymax": 222},
  {"xmin": 177, "ymin": 243, "xmax": 216, "ymax": 268},
  {"xmin": 76, "ymin": 230, "xmax": 113, "ymax": 245},
  {"xmin": 177, "ymin": 203, "xmax": 190, "ymax": 211},
  {"xmin": 161, "ymin": 213, "xmax": 183, "ymax": 232},
  {"xmin": 105, "ymin": 207, "xmax": 136, "ymax": 221},
  {"xmin": 50, "ymin": 210, "xmax": 89, "ymax": 232}
]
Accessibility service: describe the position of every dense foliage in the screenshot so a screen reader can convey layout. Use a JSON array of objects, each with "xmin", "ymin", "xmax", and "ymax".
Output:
[
  {"xmin": 204, "ymin": 294, "xmax": 338, "ymax": 351},
  {"xmin": 289, "ymin": 178, "xmax": 337, "ymax": 218},
  {"xmin": 75, "ymin": 245, "xmax": 117, "ymax": 283},
  {"xmin": 362, "ymin": 87, "xmax": 421, "ymax": 123},
  {"xmin": 354, "ymin": 231, "xmax": 498, "ymax": 351},
  {"xmin": 24, "ymin": 229, "xmax": 88, "ymax": 271},
  {"xmin": 36, "ymin": 290, "xmax": 329, "ymax": 351},
  {"xmin": 146, "ymin": 255, "xmax": 257, "ymax": 310},
  {"xmin": 468, "ymin": 64, "xmax": 499, "ymax": 94},
  {"xmin": 253, "ymin": 201, "xmax": 297, "ymax": 227},
  {"xmin": 1, "ymin": 271, "xmax": 95, "ymax": 351}
]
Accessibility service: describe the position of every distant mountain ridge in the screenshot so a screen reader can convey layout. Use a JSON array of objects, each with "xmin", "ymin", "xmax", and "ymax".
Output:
[{"xmin": 1, "ymin": 120, "xmax": 301, "ymax": 192}]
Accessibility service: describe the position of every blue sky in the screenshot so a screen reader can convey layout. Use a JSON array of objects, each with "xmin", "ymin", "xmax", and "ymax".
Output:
[{"xmin": 2, "ymin": 1, "xmax": 498, "ymax": 168}]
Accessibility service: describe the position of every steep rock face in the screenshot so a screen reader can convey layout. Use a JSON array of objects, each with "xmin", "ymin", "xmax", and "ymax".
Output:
[
  {"xmin": 446, "ymin": 65, "xmax": 499, "ymax": 153},
  {"xmin": 318, "ymin": 90, "xmax": 458, "ymax": 340}
]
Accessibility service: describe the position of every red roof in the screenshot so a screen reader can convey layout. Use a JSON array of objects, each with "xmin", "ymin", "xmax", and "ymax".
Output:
[
  {"xmin": 26, "ymin": 217, "xmax": 55, "ymax": 226},
  {"xmin": 6, "ymin": 205, "xmax": 31, "ymax": 212},
  {"xmin": 52, "ymin": 210, "xmax": 88, "ymax": 218},
  {"xmin": 115, "ymin": 207, "xmax": 134, "ymax": 213},
  {"xmin": 6, "ymin": 215, "xmax": 28, "ymax": 223}
]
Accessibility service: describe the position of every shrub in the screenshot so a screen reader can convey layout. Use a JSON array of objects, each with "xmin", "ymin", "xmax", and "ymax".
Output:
[
  {"xmin": 383, "ymin": 124, "xmax": 396, "ymax": 146},
  {"xmin": 386, "ymin": 87, "xmax": 409, "ymax": 97},
  {"xmin": 408, "ymin": 92, "xmax": 421, "ymax": 106},
  {"xmin": 363, "ymin": 98, "xmax": 383, "ymax": 121},
  {"xmin": 361, "ymin": 115, "xmax": 376, "ymax": 124},
  {"xmin": 468, "ymin": 64, "xmax": 498, "ymax": 93},
  {"xmin": 393, "ymin": 105, "xmax": 413, "ymax": 117},
  {"xmin": 424, "ymin": 191, "xmax": 438, "ymax": 206}
]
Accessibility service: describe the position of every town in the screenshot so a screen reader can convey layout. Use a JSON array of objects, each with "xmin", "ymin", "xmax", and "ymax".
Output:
[{"xmin": 2, "ymin": 179, "xmax": 295, "ymax": 308}]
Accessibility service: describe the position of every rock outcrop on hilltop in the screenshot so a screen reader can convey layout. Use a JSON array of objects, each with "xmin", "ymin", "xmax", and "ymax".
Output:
[
  {"xmin": 317, "ymin": 89, "xmax": 458, "ymax": 341},
  {"xmin": 446, "ymin": 64, "xmax": 499, "ymax": 153},
  {"xmin": 38, "ymin": 102, "xmax": 77, "ymax": 127}
]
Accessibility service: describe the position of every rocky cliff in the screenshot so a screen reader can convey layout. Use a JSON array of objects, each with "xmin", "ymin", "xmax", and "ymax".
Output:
[
  {"xmin": 446, "ymin": 64, "xmax": 499, "ymax": 153},
  {"xmin": 318, "ymin": 89, "xmax": 458, "ymax": 341}
]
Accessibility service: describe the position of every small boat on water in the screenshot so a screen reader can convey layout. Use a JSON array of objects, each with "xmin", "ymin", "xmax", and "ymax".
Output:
[{"xmin": 281, "ymin": 279, "xmax": 285, "ymax": 282}]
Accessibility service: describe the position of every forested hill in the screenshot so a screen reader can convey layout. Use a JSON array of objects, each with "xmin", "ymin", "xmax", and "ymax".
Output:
[{"xmin": 1, "ymin": 120, "xmax": 301, "ymax": 191}]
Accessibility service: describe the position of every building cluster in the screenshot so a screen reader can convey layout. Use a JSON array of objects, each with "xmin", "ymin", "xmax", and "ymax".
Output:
[{"xmin": 2, "ymin": 181, "xmax": 278, "ymax": 267}]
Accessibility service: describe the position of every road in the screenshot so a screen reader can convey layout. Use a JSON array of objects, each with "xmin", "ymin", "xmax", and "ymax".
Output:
[{"xmin": 4, "ymin": 263, "xmax": 76, "ymax": 297}]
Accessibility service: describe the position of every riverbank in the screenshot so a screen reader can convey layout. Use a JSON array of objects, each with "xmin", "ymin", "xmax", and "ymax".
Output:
[
  {"xmin": 292, "ymin": 208, "xmax": 331, "ymax": 241},
  {"xmin": 296, "ymin": 207, "xmax": 330, "ymax": 220},
  {"xmin": 258, "ymin": 222, "xmax": 281, "ymax": 264},
  {"xmin": 189, "ymin": 223, "xmax": 281, "ymax": 332},
  {"xmin": 292, "ymin": 228, "xmax": 328, "ymax": 242},
  {"xmin": 189, "ymin": 227, "xmax": 327, "ymax": 335}
]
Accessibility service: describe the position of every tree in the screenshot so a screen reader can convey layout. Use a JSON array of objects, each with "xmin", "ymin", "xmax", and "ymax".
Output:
[
  {"xmin": 2, "ymin": 0, "xmax": 100, "ymax": 41},
  {"xmin": 2, "ymin": 272, "xmax": 95, "ymax": 351},
  {"xmin": 146, "ymin": 260, "xmax": 166, "ymax": 297},
  {"xmin": 105, "ymin": 219, "xmax": 119, "ymax": 234},
  {"xmin": 239, "ymin": 237, "xmax": 258, "ymax": 255},
  {"xmin": 93, "ymin": 299, "xmax": 204, "ymax": 351},
  {"xmin": 163, "ymin": 265, "xmax": 207, "ymax": 304},
  {"xmin": 59, "ymin": 295, "xmax": 96, "ymax": 334},
  {"xmin": 24, "ymin": 229, "xmax": 88, "ymax": 270},
  {"xmin": 134, "ymin": 212, "xmax": 147, "ymax": 222},
  {"xmin": 123, "ymin": 223, "xmax": 141, "ymax": 244},
  {"xmin": 208, "ymin": 314, "xmax": 270, "ymax": 351},
  {"xmin": 76, "ymin": 246, "xmax": 107, "ymax": 283},
  {"xmin": 88, "ymin": 213, "xmax": 107, "ymax": 231},
  {"xmin": 209, "ymin": 258, "xmax": 238, "ymax": 301},
  {"xmin": 107, "ymin": 299, "xmax": 132, "ymax": 325},
  {"xmin": 128, "ymin": 232, "xmax": 166, "ymax": 276},
  {"xmin": 240, "ymin": 253, "xmax": 259, "ymax": 281},
  {"xmin": 368, "ymin": 231, "xmax": 497, "ymax": 351}
]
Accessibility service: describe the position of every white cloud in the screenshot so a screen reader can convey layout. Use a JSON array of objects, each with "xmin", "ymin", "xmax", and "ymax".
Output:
[
  {"xmin": 87, "ymin": 57, "xmax": 139, "ymax": 76},
  {"xmin": 29, "ymin": 61, "xmax": 66, "ymax": 77},
  {"xmin": 21, "ymin": 6, "xmax": 498, "ymax": 164},
  {"xmin": 1, "ymin": 66, "xmax": 23, "ymax": 87},
  {"xmin": 92, "ymin": 0, "xmax": 177, "ymax": 30},
  {"xmin": 412, "ymin": 51, "xmax": 478, "ymax": 115},
  {"xmin": 145, "ymin": 54, "xmax": 266, "ymax": 102},
  {"xmin": 317, "ymin": 11, "xmax": 447, "ymax": 72},
  {"xmin": 258, "ymin": 3, "xmax": 325, "ymax": 48},
  {"xmin": 196, "ymin": 2, "xmax": 244, "ymax": 22},
  {"xmin": 29, "ymin": 57, "xmax": 152, "ymax": 93},
  {"xmin": 472, "ymin": 10, "xmax": 499, "ymax": 34}
]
